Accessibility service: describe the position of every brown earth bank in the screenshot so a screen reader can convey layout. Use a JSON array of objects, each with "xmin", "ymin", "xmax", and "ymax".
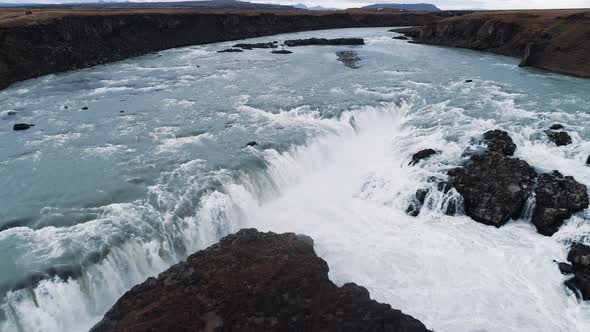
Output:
[
  {"xmin": 90, "ymin": 228, "xmax": 431, "ymax": 332},
  {"xmin": 394, "ymin": 10, "xmax": 590, "ymax": 78},
  {"xmin": 0, "ymin": 9, "xmax": 443, "ymax": 91}
]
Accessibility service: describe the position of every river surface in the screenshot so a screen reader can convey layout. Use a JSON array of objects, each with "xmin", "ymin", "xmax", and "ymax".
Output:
[{"xmin": 1, "ymin": 27, "xmax": 590, "ymax": 332}]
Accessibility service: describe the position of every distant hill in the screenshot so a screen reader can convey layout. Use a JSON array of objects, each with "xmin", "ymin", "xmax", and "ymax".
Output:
[
  {"xmin": 361, "ymin": 3, "xmax": 441, "ymax": 11},
  {"xmin": 293, "ymin": 3, "xmax": 339, "ymax": 11},
  {"xmin": 0, "ymin": 0, "xmax": 299, "ymax": 10}
]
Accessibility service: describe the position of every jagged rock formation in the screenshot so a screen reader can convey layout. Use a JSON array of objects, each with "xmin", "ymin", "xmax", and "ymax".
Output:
[
  {"xmin": 561, "ymin": 243, "xmax": 590, "ymax": 300},
  {"xmin": 393, "ymin": 10, "xmax": 590, "ymax": 78},
  {"xmin": 336, "ymin": 50, "xmax": 361, "ymax": 68},
  {"xmin": 409, "ymin": 149, "xmax": 438, "ymax": 165},
  {"xmin": 90, "ymin": 229, "xmax": 432, "ymax": 332},
  {"xmin": 444, "ymin": 130, "xmax": 588, "ymax": 235},
  {"xmin": 284, "ymin": 37, "xmax": 365, "ymax": 46},
  {"xmin": 0, "ymin": 10, "xmax": 442, "ymax": 90},
  {"xmin": 533, "ymin": 171, "xmax": 589, "ymax": 235}
]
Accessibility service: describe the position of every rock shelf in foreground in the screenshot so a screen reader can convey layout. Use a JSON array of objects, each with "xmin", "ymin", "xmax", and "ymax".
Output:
[{"xmin": 90, "ymin": 229, "xmax": 431, "ymax": 332}]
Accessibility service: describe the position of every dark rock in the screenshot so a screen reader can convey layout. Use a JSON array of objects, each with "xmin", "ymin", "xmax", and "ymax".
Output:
[
  {"xmin": 586, "ymin": 155, "xmax": 590, "ymax": 165},
  {"xmin": 234, "ymin": 42, "xmax": 277, "ymax": 49},
  {"xmin": 217, "ymin": 48, "xmax": 244, "ymax": 53},
  {"xmin": 119, "ymin": 111, "xmax": 125, "ymax": 113},
  {"xmin": 246, "ymin": 141, "xmax": 258, "ymax": 147},
  {"xmin": 483, "ymin": 129, "xmax": 516, "ymax": 156},
  {"xmin": 464, "ymin": 79, "xmax": 473, "ymax": 83},
  {"xmin": 393, "ymin": 36, "xmax": 410, "ymax": 40},
  {"xmin": 557, "ymin": 261, "xmax": 576, "ymax": 275},
  {"xmin": 64, "ymin": 106, "xmax": 68, "ymax": 109},
  {"xmin": 406, "ymin": 188, "xmax": 429, "ymax": 216},
  {"xmin": 82, "ymin": 106, "xmax": 89, "ymax": 110},
  {"xmin": 448, "ymin": 153, "xmax": 536, "ymax": 227},
  {"xmin": 271, "ymin": 50, "xmax": 293, "ymax": 54},
  {"xmin": 336, "ymin": 50, "xmax": 361, "ymax": 69},
  {"xmin": 25, "ymin": 11, "xmax": 32, "ymax": 15},
  {"xmin": 6, "ymin": 111, "xmax": 17, "ymax": 116},
  {"xmin": 284, "ymin": 38, "xmax": 365, "ymax": 47},
  {"xmin": 567, "ymin": 243, "xmax": 590, "ymax": 268},
  {"xmin": 90, "ymin": 229, "xmax": 431, "ymax": 332},
  {"xmin": 549, "ymin": 123, "xmax": 564, "ymax": 130},
  {"xmin": 532, "ymin": 170, "xmax": 588, "ymax": 236},
  {"xmin": 13, "ymin": 123, "xmax": 34, "ymax": 131},
  {"xmin": 409, "ymin": 149, "xmax": 438, "ymax": 165},
  {"xmin": 546, "ymin": 130, "xmax": 572, "ymax": 146},
  {"xmin": 565, "ymin": 243, "xmax": 590, "ymax": 300}
]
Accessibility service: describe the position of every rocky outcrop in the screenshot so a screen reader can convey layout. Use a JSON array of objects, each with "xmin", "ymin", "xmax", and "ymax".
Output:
[
  {"xmin": 393, "ymin": 10, "xmax": 590, "ymax": 78},
  {"xmin": 13, "ymin": 123, "xmax": 34, "ymax": 131},
  {"xmin": 90, "ymin": 229, "xmax": 431, "ymax": 332},
  {"xmin": 546, "ymin": 130, "xmax": 572, "ymax": 146},
  {"xmin": 234, "ymin": 41, "xmax": 278, "ymax": 49},
  {"xmin": 409, "ymin": 149, "xmax": 438, "ymax": 165},
  {"xmin": 0, "ymin": 10, "xmax": 443, "ymax": 90},
  {"xmin": 562, "ymin": 243, "xmax": 590, "ymax": 300},
  {"xmin": 284, "ymin": 37, "xmax": 365, "ymax": 46},
  {"xmin": 482, "ymin": 129, "xmax": 516, "ymax": 156},
  {"xmin": 445, "ymin": 130, "xmax": 588, "ymax": 235},
  {"xmin": 532, "ymin": 171, "xmax": 589, "ymax": 235},
  {"xmin": 448, "ymin": 152, "xmax": 536, "ymax": 227},
  {"xmin": 336, "ymin": 50, "xmax": 361, "ymax": 68},
  {"xmin": 217, "ymin": 48, "xmax": 244, "ymax": 53}
]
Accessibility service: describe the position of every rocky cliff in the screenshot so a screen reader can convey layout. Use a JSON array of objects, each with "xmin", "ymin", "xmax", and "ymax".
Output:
[
  {"xmin": 0, "ymin": 9, "xmax": 441, "ymax": 90},
  {"xmin": 395, "ymin": 10, "xmax": 590, "ymax": 78},
  {"xmin": 90, "ymin": 228, "xmax": 431, "ymax": 332}
]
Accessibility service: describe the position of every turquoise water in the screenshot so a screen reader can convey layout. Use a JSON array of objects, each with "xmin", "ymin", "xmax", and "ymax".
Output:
[{"xmin": 1, "ymin": 27, "xmax": 590, "ymax": 331}]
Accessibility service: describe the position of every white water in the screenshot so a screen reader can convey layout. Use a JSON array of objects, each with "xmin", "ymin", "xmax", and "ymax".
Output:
[{"xmin": 1, "ymin": 27, "xmax": 590, "ymax": 332}]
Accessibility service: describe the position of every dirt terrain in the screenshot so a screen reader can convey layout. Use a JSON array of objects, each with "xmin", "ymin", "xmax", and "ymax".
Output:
[{"xmin": 396, "ymin": 9, "xmax": 590, "ymax": 77}]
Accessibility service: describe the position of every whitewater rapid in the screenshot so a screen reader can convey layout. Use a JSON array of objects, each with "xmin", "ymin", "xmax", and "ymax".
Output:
[{"xmin": 1, "ymin": 27, "xmax": 590, "ymax": 332}]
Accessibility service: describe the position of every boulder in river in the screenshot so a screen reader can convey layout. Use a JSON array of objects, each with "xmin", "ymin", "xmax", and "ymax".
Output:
[
  {"xmin": 482, "ymin": 129, "xmax": 516, "ymax": 156},
  {"xmin": 90, "ymin": 229, "xmax": 431, "ymax": 332},
  {"xmin": 13, "ymin": 123, "xmax": 34, "ymax": 131},
  {"xmin": 532, "ymin": 170, "xmax": 589, "ymax": 236},
  {"xmin": 271, "ymin": 50, "xmax": 293, "ymax": 54},
  {"xmin": 448, "ymin": 152, "xmax": 536, "ymax": 227},
  {"xmin": 234, "ymin": 42, "xmax": 277, "ymax": 49},
  {"xmin": 246, "ymin": 141, "xmax": 258, "ymax": 147},
  {"xmin": 549, "ymin": 123, "xmax": 564, "ymax": 130},
  {"xmin": 546, "ymin": 130, "xmax": 572, "ymax": 146},
  {"xmin": 409, "ymin": 149, "xmax": 438, "ymax": 165},
  {"xmin": 336, "ymin": 50, "xmax": 361, "ymax": 69},
  {"xmin": 563, "ymin": 243, "xmax": 590, "ymax": 300},
  {"xmin": 393, "ymin": 36, "xmax": 410, "ymax": 40},
  {"xmin": 217, "ymin": 48, "xmax": 244, "ymax": 53},
  {"xmin": 284, "ymin": 38, "xmax": 365, "ymax": 47}
]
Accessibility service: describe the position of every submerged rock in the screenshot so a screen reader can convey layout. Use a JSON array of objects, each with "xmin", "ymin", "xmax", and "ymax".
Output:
[
  {"xmin": 284, "ymin": 38, "xmax": 365, "ymax": 47},
  {"xmin": 246, "ymin": 141, "xmax": 258, "ymax": 147},
  {"xmin": 393, "ymin": 36, "xmax": 409, "ymax": 40},
  {"xmin": 336, "ymin": 50, "xmax": 361, "ymax": 68},
  {"xmin": 464, "ymin": 79, "xmax": 473, "ymax": 83},
  {"xmin": 90, "ymin": 229, "xmax": 431, "ymax": 332},
  {"xmin": 217, "ymin": 48, "xmax": 244, "ymax": 53},
  {"xmin": 546, "ymin": 130, "xmax": 572, "ymax": 146},
  {"xmin": 13, "ymin": 123, "xmax": 34, "ymax": 131},
  {"xmin": 82, "ymin": 106, "xmax": 89, "ymax": 110},
  {"xmin": 448, "ymin": 152, "xmax": 536, "ymax": 227},
  {"xmin": 409, "ymin": 149, "xmax": 438, "ymax": 166},
  {"xmin": 564, "ymin": 243, "xmax": 590, "ymax": 300},
  {"xmin": 532, "ymin": 171, "xmax": 588, "ymax": 236},
  {"xmin": 234, "ymin": 42, "xmax": 277, "ymax": 49},
  {"xmin": 271, "ymin": 49, "xmax": 293, "ymax": 54},
  {"xmin": 549, "ymin": 123, "xmax": 564, "ymax": 130},
  {"xmin": 482, "ymin": 129, "xmax": 516, "ymax": 156}
]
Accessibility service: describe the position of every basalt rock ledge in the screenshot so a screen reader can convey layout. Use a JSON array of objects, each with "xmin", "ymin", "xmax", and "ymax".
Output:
[{"xmin": 90, "ymin": 228, "xmax": 431, "ymax": 332}]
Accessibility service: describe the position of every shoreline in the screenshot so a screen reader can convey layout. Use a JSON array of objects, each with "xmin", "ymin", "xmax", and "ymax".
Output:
[{"xmin": 0, "ymin": 9, "xmax": 443, "ymax": 91}]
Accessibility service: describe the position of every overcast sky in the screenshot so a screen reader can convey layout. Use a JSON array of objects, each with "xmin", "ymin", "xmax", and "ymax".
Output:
[{"xmin": 1, "ymin": 0, "xmax": 589, "ymax": 10}]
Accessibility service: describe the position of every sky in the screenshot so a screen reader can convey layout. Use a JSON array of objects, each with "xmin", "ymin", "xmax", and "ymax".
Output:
[{"xmin": 1, "ymin": 0, "xmax": 589, "ymax": 10}]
